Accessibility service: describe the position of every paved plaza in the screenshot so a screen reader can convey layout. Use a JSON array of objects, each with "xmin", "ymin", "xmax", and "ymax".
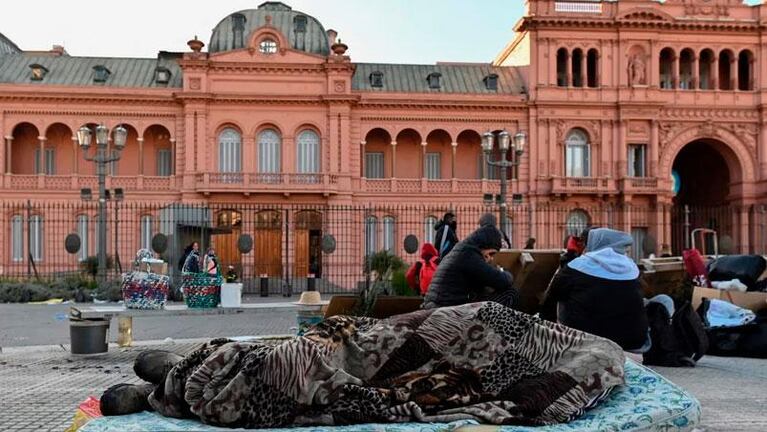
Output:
[{"xmin": 0, "ymin": 299, "xmax": 766, "ymax": 431}]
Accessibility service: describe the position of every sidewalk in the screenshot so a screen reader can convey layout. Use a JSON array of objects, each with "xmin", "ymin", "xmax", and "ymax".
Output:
[{"xmin": 1, "ymin": 338, "xmax": 766, "ymax": 431}]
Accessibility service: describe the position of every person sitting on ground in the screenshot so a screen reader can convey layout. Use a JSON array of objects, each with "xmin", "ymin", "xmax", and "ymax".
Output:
[
  {"xmin": 423, "ymin": 224, "xmax": 517, "ymax": 309},
  {"xmin": 405, "ymin": 242, "xmax": 439, "ymax": 296},
  {"xmin": 541, "ymin": 227, "xmax": 649, "ymax": 351},
  {"xmin": 434, "ymin": 212, "xmax": 459, "ymax": 262}
]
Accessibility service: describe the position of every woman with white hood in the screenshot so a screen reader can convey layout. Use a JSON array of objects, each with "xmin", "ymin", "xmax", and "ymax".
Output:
[{"xmin": 541, "ymin": 228, "xmax": 649, "ymax": 350}]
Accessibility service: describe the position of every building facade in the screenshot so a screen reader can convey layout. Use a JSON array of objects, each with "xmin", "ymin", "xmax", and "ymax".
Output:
[{"xmin": 1, "ymin": 0, "xmax": 766, "ymax": 285}]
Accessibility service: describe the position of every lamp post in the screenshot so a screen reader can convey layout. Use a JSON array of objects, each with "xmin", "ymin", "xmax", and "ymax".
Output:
[
  {"xmin": 77, "ymin": 124, "xmax": 127, "ymax": 284},
  {"xmin": 482, "ymin": 129, "xmax": 526, "ymax": 247}
]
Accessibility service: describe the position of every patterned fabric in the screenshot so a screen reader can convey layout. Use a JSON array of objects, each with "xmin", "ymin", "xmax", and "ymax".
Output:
[
  {"xmin": 143, "ymin": 302, "xmax": 625, "ymax": 428},
  {"xmin": 81, "ymin": 360, "xmax": 700, "ymax": 432}
]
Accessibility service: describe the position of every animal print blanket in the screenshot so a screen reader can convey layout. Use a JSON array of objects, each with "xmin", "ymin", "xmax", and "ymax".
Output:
[{"xmin": 149, "ymin": 302, "xmax": 625, "ymax": 428}]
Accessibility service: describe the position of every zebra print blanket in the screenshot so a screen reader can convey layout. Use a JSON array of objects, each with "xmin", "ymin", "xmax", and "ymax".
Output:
[{"xmin": 148, "ymin": 302, "xmax": 625, "ymax": 427}]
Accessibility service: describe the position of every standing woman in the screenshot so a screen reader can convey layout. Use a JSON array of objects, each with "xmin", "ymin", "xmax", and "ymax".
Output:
[{"xmin": 182, "ymin": 242, "xmax": 201, "ymax": 273}]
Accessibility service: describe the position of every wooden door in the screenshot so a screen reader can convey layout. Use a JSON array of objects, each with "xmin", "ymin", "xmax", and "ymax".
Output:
[
  {"xmin": 212, "ymin": 210, "xmax": 242, "ymax": 273},
  {"xmin": 294, "ymin": 230, "xmax": 309, "ymax": 277},
  {"xmin": 255, "ymin": 229, "xmax": 282, "ymax": 276},
  {"xmin": 293, "ymin": 211, "xmax": 322, "ymax": 278},
  {"xmin": 254, "ymin": 210, "xmax": 282, "ymax": 277}
]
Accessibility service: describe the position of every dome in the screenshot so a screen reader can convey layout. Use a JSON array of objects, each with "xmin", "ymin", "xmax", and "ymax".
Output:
[{"xmin": 209, "ymin": 2, "xmax": 330, "ymax": 56}]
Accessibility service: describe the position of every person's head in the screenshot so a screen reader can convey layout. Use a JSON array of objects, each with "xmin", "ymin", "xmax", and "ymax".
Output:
[
  {"xmin": 206, "ymin": 247, "xmax": 215, "ymax": 256},
  {"xmin": 585, "ymin": 228, "xmax": 633, "ymax": 255},
  {"xmin": 192, "ymin": 242, "xmax": 199, "ymax": 252},
  {"xmin": 466, "ymin": 225, "xmax": 502, "ymax": 261},
  {"xmin": 478, "ymin": 213, "xmax": 497, "ymax": 228},
  {"xmin": 443, "ymin": 212, "xmax": 457, "ymax": 230}
]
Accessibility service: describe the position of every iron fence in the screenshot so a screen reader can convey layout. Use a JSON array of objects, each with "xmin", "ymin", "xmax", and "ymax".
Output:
[{"xmin": 2, "ymin": 200, "xmax": 765, "ymax": 293}]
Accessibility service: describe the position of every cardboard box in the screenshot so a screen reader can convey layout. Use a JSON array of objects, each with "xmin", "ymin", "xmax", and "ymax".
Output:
[{"xmin": 692, "ymin": 286, "xmax": 767, "ymax": 313}]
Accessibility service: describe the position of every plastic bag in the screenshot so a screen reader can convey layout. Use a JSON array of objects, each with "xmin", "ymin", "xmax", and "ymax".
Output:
[{"xmin": 64, "ymin": 396, "xmax": 102, "ymax": 432}]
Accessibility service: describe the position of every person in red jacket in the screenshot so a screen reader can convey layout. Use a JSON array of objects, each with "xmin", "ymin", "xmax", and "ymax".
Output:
[{"xmin": 406, "ymin": 243, "xmax": 439, "ymax": 295}]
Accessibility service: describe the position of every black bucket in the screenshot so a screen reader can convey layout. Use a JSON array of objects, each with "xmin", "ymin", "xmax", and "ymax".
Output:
[{"xmin": 70, "ymin": 318, "xmax": 110, "ymax": 355}]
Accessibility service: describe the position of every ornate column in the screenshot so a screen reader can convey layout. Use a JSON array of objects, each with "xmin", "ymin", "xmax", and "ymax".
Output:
[
  {"xmin": 650, "ymin": 120, "xmax": 659, "ymax": 177},
  {"xmin": 672, "ymin": 54, "xmax": 679, "ymax": 89},
  {"xmin": 760, "ymin": 122, "xmax": 767, "ymax": 179},
  {"xmin": 730, "ymin": 57, "xmax": 737, "ymax": 90},
  {"xmin": 712, "ymin": 56, "xmax": 719, "ymax": 90},
  {"xmin": 692, "ymin": 54, "xmax": 699, "ymax": 89},
  {"xmin": 451, "ymin": 141, "xmax": 458, "ymax": 178},
  {"xmin": 390, "ymin": 140, "xmax": 397, "ymax": 178},
  {"xmin": 580, "ymin": 52, "xmax": 587, "ymax": 87},
  {"xmin": 169, "ymin": 138, "xmax": 176, "ymax": 175},
  {"xmin": 37, "ymin": 136, "xmax": 46, "ymax": 174},
  {"xmin": 137, "ymin": 137, "xmax": 144, "ymax": 175},
  {"xmin": 565, "ymin": 51, "xmax": 572, "ymax": 87},
  {"xmin": 71, "ymin": 136, "xmax": 79, "ymax": 173},
  {"xmin": 360, "ymin": 140, "xmax": 366, "ymax": 177},
  {"xmin": 3, "ymin": 136, "xmax": 11, "ymax": 174},
  {"xmin": 421, "ymin": 141, "xmax": 428, "ymax": 178}
]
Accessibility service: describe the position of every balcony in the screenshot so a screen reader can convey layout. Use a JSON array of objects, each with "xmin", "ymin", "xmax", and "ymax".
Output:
[
  {"xmin": 1, "ymin": 174, "xmax": 177, "ymax": 192},
  {"xmin": 549, "ymin": 176, "xmax": 618, "ymax": 196},
  {"xmin": 360, "ymin": 178, "xmax": 501, "ymax": 195},
  {"xmin": 618, "ymin": 177, "xmax": 659, "ymax": 195},
  {"xmin": 194, "ymin": 172, "xmax": 339, "ymax": 195}
]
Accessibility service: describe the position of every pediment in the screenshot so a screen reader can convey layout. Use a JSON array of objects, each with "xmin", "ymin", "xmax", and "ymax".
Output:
[{"xmin": 617, "ymin": 8, "xmax": 676, "ymax": 23}]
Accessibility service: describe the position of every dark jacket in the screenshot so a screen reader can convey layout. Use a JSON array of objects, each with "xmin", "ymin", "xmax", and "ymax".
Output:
[
  {"xmin": 434, "ymin": 221, "xmax": 459, "ymax": 259},
  {"xmin": 424, "ymin": 226, "xmax": 514, "ymax": 308},
  {"xmin": 541, "ymin": 266, "xmax": 648, "ymax": 350}
]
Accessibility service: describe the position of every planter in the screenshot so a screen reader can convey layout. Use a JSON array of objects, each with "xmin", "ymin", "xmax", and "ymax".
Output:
[{"xmin": 221, "ymin": 282, "xmax": 243, "ymax": 307}]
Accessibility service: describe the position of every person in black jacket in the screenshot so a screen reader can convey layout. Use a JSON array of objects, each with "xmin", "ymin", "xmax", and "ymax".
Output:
[
  {"xmin": 541, "ymin": 228, "xmax": 648, "ymax": 351},
  {"xmin": 423, "ymin": 224, "xmax": 517, "ymax": 309},
  {"xmin": 434, "ymin": 212, "xmax": 459, "ymax": 261}
]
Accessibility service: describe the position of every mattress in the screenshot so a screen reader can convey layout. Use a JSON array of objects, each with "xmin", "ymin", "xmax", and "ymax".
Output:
[{"xmin": 80, "ymin": 359, "xmax": 700, "ymax": 432}]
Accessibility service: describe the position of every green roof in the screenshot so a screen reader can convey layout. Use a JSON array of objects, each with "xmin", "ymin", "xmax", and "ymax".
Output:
[
  {"xmin": 209, "ymin": 2, "xmax": 330, "ymax": 56},
  {"xmin": 352, "ymin": 63, "xmax": 527, "ymax": 94},
  {"xmin": 0, "ymin": 54, "xmax": 182, "ymax": 88},
  {"xmin": 0, "ymin": 32, "xmax": 20, "ymax": 55}
]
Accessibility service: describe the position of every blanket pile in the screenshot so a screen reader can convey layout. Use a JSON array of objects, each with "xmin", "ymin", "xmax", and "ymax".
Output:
[{"xmin": 149, "ymin": 301, "xmax": 625, "ymax": 428}]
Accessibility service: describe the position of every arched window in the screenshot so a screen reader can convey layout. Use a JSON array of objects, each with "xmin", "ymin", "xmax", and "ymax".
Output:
[
  {"xmin": 571, "ymin": 48, "xmax": 584, "ymax": 87},
  {"xmin": 679, "ymin": 49, "xmax": 694, "ymax": 90},
  {"xmin": 566, "ymin": 210, "xmax": 590, "ymax": 237},
  {"xmin": 141, "ymin": 215, "xmax": 153, "ymax": 250},
  {"xmin": 556, "ymin": 48, "xmax": 568, "ymax": 87},
  {"xmin": 11, "ymin": 214, "xmax": 23, "ymax": 262},
  {"xmin": 296, "ymin": 129, "xmax": 320, "ymax": 174},
  {"xmin": 218, "ymin": 128, "xmax": 242, "ymax": 181},
  {"xmin": 77, "ymin": 215, "xmax": 89, "ymax": 261},
  {"xmin": 258, "ymin": 129, "xmax": 281, "ymax": 181},
  {"xmin": 587, "ymin": 49, "xmax": 599, "ymax": 88},
  {"xmin": 659, "ymin": 48, "xmax": 675, "ymax": 89},
  {"xmin": 383, "ymin": 216, "xmax": 396, "ymax": 252},
  {"xmin": 699, "ymin": 49, "xmax": 714, "ymax": 90},
  {"xmin": 738, "ymin": 50, "xmax": 754, "ymax": 91},
  {"xmin": 365, "ymin": 216, "xmax": 378, "ymax": 256},
  {"xmin": 424, "ymin": 216, "xmax": 438, "ymax": 244},
  {"xmin": 565, "ymin": 129, "xmax": 590, "ymax": 177},
  {"xmin": 719, "ymin": 50, "xmax": 734, "ymax": 90}
]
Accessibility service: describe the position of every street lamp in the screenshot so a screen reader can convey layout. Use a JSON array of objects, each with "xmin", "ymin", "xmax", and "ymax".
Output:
[
  {"xmin": 77, "ymin": 124, "xmax": 127, "ymax": 283},
  {"xmin": 482, "ymin": 129, "xmax": 526, "ymax": 248}
]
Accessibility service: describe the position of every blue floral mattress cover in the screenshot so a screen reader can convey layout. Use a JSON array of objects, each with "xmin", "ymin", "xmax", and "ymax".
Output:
[{"xmin": 80, "ymin": 359, "xmax": 700, "ymax": 432}]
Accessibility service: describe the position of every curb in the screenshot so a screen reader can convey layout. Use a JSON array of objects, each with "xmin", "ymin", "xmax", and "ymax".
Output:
[{"xmin": 0, "ymin": 334, "xmax": 295, "ymax": 356}]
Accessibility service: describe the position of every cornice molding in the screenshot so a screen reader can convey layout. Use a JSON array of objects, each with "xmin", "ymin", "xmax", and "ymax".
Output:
[
  {"xmin": 0, "ymin": 92, "xmax": 176, "ymax": 106},
  {"xmin": 525, "ymin": 17, "xmax": 759, "ymax": 32},
  {"xmin": 3, "ymin": 109, "xmax": 176, "ymax": 118},
  {"xmin": 359, "ymin": 116, "xmax": 524, "ymax": 123}
]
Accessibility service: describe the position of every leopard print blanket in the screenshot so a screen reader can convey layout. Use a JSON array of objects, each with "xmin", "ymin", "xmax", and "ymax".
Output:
[{"xmin": 148, "ymin": 301, "xmax": 625, "ymax": 428}]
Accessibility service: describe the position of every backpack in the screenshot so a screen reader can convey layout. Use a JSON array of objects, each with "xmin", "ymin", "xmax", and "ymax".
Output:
[{"xmin": 643, "ymin": 300, "xmax": 709, "ymax": 367}]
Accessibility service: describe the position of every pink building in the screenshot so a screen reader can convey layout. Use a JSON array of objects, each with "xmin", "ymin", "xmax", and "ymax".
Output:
[{"xmin": 1, "ymin": 0, "xmax": 765, "ymax": 286}]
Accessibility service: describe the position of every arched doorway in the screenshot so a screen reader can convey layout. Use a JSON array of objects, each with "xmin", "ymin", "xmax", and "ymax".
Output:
[
  {"xmin": 254, "ymin": 210, "xmax": 282, "ymax": 278},
  {"xmin": 670, "ymin": 139, "xmax": 736, "ymax": 254},
  {"xmin": 212, "ymin": 209, "xmax": 242, "ymax": 274}
]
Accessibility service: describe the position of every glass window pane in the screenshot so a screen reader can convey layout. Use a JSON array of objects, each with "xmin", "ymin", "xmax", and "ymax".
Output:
[
  {"xmin": 11, "ymin": 215, "xmax": 23, "ymax": 261},
  {"xmin": 77, "ymin": 215, "xmax": 89, "ymax": 261},
  {"xmin": 365, "ymin": 216, "xmax": 377, "ymax": 255},
  {"xmin": 365, "ymin": 152, "xmax": 384, "ymax": 178},
  {"xmin": 424, "ymin": 216, "xmax": 437, "ymax": 244},
  {"xmin": 297, "ymin": 130, "xmax": 320, "ymax": 173},
  {"xmin": 426, "ymin": 153, "xmax": 441, "ymax": 179},
  {"xmin": 383, "ymin": 216, "xmax": 395, "ymax": 252},
  {"xmin": 258, "ymin": 129, "xmax": 281, "ymax": 173},
  {"xmin": 218, "ymin": 128, "xmax": 242, "ymax": 173}
]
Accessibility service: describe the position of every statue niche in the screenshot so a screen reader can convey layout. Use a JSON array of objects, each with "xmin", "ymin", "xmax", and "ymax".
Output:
[{"xmin": 628, "ymin": 53, "xmax": 647, "ymax": 86}]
